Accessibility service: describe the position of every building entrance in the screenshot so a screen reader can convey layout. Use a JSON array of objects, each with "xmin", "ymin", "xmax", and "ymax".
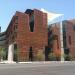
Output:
[{"xmin": 29, "ymin": 47, "xmax": 33, "ymax": 61}]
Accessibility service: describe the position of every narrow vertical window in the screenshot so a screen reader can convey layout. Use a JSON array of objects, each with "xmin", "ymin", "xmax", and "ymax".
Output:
[
  {"xmin": 74, "ymin": 25, "xmax": 75, "ymax": 31},
  {"xmin": 0, "ymin": 27, "xmax": 1, "ymax": 32},
  {"xmin": 69, "ymin": 36, "xmax": 71, "ymax": 45},
  {"xmin": 29, "ymin": 21, "xmax": 34, "ymax": 32},
  {"xmin": 29, "ymin": 47, "xmax": 33, "ymax": 61},
  {"xmin": 29, "ymin": 15, "xmax": 34, "ymax": 32},
  {"xmin": 15, "ymin": 16, "xmax": 18, "ymax": 24},
  {"xmin": 57, "ymin": 36, "xmax": 59, "ymax": 49}
]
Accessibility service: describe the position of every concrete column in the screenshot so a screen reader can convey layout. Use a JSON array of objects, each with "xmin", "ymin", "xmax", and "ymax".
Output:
[
  {"xmin": 60, "ymin": 21, "xmax": 64, "ymax": 62},
  {"xmin": 8, "ymin": 44, "xmax": 14, "ymax": 63}
]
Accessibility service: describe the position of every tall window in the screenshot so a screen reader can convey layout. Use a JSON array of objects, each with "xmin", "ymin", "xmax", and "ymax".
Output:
[
  {"xmin": 14, "ymin": 25, "xmax": 18, "ymax": 32},
  {"xmin": 29, "ymin": 47, "xmax": 33, "ymax": 61},
  {"xmin": 57, "ymin": 36, "xmax": 59, "ymax": 49},
  {"xmin": 29, "ymin": 15, "xmax": 34, "ymax": 32},
  {"xmin": 74, "ymin": 25, "xmax": 75, "ymax": 31},
  {"xmin": 14, "ymin": 44, "xmax": 17, "ymax": 61},
  {"xmin": 15, "ymin": 16, "xmax": 18, "ymax": 24},
  {"xmin": 69, "ymin": 36, "xmax": 71, "ymax": 45},
  {"xmin": 29, "ymin": 21, "xmax": 34, "ymax": 32}
]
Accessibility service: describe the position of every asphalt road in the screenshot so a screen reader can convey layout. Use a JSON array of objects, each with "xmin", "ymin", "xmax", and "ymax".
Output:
[{"xmin": 0, "ymin": 62, "xmax": 75, "ymax": 75}]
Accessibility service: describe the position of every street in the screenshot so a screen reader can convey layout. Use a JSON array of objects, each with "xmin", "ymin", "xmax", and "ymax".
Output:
[{"xmin": 0, "ymin": 62, "xmax": 75, "ymax": 75}]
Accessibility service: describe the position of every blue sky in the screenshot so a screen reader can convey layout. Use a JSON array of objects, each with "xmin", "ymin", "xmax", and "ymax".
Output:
[{"xmin": 0, "ymin": 0, "xmax": 75, "ymax": 32}]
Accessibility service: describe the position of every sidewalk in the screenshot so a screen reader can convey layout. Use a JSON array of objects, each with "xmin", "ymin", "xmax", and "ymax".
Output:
[{"xmin": 0, "ymin": 60, "xmax": 75, "ymax": 64}]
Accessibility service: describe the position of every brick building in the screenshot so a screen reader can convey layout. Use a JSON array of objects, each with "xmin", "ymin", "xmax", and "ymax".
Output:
[
  {"xmin": 48, "ymin": 20, "xmax": 75, "ymax": 61},
  {"xmin": 0, "ymin": 9, "xmax": 75, "ymax": 62},
  {"xmin": 63, "ymin": 20, "xmax": 75, "ymax": 60},
  {"xmin": 1, "ymin": 9, "xmax": 48, "ymax": 62},
  {"xmin": 48, "ymin": 23, "xmax": 61, "ymax": 60}
]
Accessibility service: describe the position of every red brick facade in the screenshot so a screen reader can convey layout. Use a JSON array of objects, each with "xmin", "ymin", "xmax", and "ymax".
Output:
[
  {"xmin": 48, "ymin": 20, "xmax": 75, "ymax": 60},
  {"xmin": 63, "ymin": 20, "xmax": 75, "ymax": 60},
  {"xmin": 1, "ymin": 9, "xmax": 75, "ymax": 61},
  {"xmin": 48, "ymin": 23, "xmax": 61, "ymax": 60},
  {"xmin": 6, "ymin": 9, "xmax": 48, "ymax": 61}
]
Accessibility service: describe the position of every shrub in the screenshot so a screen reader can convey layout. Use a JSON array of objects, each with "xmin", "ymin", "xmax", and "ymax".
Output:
[
  {"xmin": 48, "ymin": 52, "xmax": 56, "ymax": 61},
  {"xmin": 64, "ymin": 54, "xmax": 73, "ymax": 61},
  {"xmin": 36, "ymin": 50, "xmax": 44, "ymax": 61}
]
